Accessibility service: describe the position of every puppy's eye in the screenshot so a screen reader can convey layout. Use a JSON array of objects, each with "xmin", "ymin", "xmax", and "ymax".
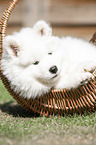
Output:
[
  {"xmin": 48, "ymin": 52, "xmax": 52, "ymax": 55},
  {"xmin": 33, "ymin": 61, "xmax": 39, "ymax": 65}
]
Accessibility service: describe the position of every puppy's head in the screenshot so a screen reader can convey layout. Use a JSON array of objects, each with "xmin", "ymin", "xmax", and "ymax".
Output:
[
  {"xmin": 2, "ymin": 27, "xmax": 62, "ymax": 82},
  {"xmin": 1, "ymin": 23, "xmax": 62, "ymax": 98}
]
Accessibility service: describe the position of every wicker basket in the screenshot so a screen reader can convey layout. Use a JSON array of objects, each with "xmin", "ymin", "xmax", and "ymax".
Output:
[{"xmin": 0, "ymin": 0, "xmax": 96, "ymax": 117}]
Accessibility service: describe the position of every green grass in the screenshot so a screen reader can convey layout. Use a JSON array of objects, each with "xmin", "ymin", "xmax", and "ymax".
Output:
[{"xmin": 0, "ymin": 80, "xmax": 96, "ymax": 145}]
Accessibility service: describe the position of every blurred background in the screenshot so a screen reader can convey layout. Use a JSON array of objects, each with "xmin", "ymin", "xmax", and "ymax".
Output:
[{"xmin": 0, "ymin": 0, "xmax": 96, "ymax": 40}]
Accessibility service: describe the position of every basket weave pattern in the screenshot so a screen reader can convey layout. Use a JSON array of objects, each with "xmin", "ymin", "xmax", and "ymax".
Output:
[{"xmin": 0, "ymin": 0, "xmax": 96, "ymax": 116}]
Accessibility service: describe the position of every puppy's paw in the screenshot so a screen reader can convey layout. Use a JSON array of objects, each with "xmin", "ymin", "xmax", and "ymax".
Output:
[
  {"xmin": 77, "ymin": 62, "xmax": 96, "ymax": 73},
  {"xmin": 79, "ymin": 72, "xmax": 92, "ymax": 85},
  {"xmin": 83, "ymin": 62, "xmax": 96, "ymax": 73}
]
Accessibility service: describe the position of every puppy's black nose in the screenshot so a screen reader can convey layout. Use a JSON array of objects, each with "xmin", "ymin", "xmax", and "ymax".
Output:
[{"xmin": 49, "ymin": 66, "xmax": 58, "ymax": 74}]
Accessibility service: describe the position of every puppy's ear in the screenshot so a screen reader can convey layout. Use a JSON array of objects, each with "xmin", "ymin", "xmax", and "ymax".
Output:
[
  {"xmin": 3, "ymin": 35, "xmax": 20, "ymax": 57},
  {"xmin": 33, "ymin": 20, "xmax": 52, "ymax": 36}
]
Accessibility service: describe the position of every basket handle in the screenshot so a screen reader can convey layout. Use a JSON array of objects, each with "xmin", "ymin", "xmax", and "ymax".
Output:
[
  {"xmin": 0, "ymin": 0, "xmax": 19, "ymax": 52},
  {"xmin": 90, "ymin": 32, "xmax": 96, "ymax": 45}
]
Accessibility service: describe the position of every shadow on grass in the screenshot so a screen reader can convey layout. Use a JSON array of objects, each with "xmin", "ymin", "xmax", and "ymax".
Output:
[
  {"xmin": 0, "ymin": 101, "xmax": 95, "ymax": 118},
  {"xmin": 0, "ymin": 101, "xmax": 40, "ymax": 118}
]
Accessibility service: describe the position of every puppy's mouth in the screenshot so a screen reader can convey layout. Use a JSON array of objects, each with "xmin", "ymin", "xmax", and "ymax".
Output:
[{"xmin": 51, "ymin": 74, "xmax": 58, "ymax": 79}]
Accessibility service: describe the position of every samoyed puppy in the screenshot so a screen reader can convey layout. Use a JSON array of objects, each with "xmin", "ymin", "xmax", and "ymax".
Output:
[
  {"xmin": 1, "ymin": 20, "xmax": 96, "ymax": 99},
  {"xmin": 1, "ymin": 21, "xmax": 63, "ymax": 99}
]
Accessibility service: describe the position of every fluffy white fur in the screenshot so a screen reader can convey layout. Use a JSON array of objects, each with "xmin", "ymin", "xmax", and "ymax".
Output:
[{"xmin": 1, "ymin": 20, "xmax": 96, "ymax": 99}]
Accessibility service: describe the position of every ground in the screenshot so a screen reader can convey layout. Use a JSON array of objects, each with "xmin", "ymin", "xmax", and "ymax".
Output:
[{"xmin": 0, "ymin": 80, "xmax": 96, "ymax": 145}]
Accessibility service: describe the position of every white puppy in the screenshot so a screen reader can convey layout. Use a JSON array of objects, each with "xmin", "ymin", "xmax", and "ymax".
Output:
[
  {"xmin": 1, "ymin": 20, "xmax": 96, "ymax": 99},
  {"xmin": 1, "ymin": 21, "xmax": 63, "ymax": 99}
]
